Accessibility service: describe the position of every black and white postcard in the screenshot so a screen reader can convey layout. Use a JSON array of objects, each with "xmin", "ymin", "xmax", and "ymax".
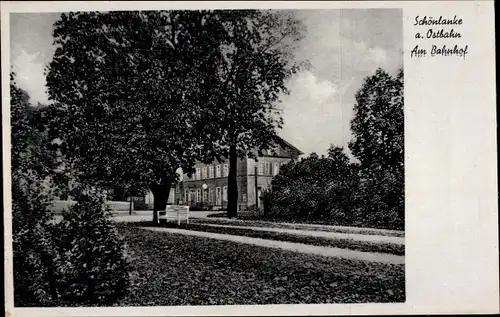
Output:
[{"xmin": 2, "ymin": 1, "xmax": 498, "ymax": 316}]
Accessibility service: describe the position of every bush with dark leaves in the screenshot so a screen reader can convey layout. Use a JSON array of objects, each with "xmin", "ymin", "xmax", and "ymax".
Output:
[
  {"xmin": 12, "ymin": 176, "xmax": 59, "ymax": 307},
  {"xmin": 11, "ymin": 72, "xmax": 60, "ymax": 307},
  {"xmin": 52, "ymin": 188, "xmax": 130, "ymax": 304}
]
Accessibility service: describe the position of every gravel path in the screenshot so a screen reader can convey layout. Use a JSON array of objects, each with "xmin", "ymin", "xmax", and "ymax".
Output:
[
  {"xmin": 195, "ymin": 223, "xmax": 404, "ymax": 245},
  {"xmin": 141, "ymin": 226, "xmax": 405, "ymax": 265}
]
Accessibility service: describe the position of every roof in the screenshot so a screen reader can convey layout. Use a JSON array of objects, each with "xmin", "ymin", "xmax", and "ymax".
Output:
[{"xmin": 275, "ymin": 135, "xmax": 303, "ymax": 155}]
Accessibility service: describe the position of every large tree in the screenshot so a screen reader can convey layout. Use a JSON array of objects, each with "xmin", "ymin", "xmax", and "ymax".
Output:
[
  {"xmin": 349, "ymin": 68, "xmax": 404, "ymax": 170},
  {"xmin": 46, "ymin": 10, "xmax": 306, "ymax": 221},
  {"xmin": 201, "ymin": 10, "xmax": 306, "ymax": 218},
  {"xmin": 46, "ymin": 11, "xmax": 228, "ymax": 222},
  {"xmin": 348, "ymin": 68, "xmax": 404, "ymax": 229}
]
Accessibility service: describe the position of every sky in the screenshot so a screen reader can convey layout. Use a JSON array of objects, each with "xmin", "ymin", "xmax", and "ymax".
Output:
[{"xmin": 10, "ymin": 9, "xmax": 402, "ymax": 157}]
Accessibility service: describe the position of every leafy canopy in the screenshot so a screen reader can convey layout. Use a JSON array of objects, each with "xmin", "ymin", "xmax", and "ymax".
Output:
[
  {"xmin": 203, "ymin": 10, "xmax": 306, "ymax": 160},
  {"xmin": 46, "ymin": 11, "xmax": 229, "ymax": 188},
  {"xmin": 348, "ymin": 68, "xmax": 404, "ymax": 170}
]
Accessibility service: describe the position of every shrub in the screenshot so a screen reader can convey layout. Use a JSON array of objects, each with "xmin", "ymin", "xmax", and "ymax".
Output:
[
  {"xmin": 52, "ymin": 188, "xmax": 130, "ymax": 304},
  {"xmin": 263, "ymin": 148, "xmax": 360, "ymax": 223},
  {"xmin": 12, "ymin": 175, "xmax": 59, "ymax": 306},
  {"xmin": 354, "ymin": 167, "xmax": 404, "ymax": 230},
  {"xmin": 261, "ymin": 146, "xmax": 403, "ymax": 230},
  {"xmin": 11, "ymin": 72, "xmax": 60, "ymax": 307}
]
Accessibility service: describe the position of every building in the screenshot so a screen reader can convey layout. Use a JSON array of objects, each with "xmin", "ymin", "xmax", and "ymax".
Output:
[{"xmin": 178, "ymin": 136, "xmax": 302, "ymax": 211}]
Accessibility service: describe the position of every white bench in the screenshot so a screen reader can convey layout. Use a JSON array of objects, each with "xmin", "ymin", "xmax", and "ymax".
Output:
[{"xmin": 157, "ymin": 205, "xmax": 190, "ymax": 226}]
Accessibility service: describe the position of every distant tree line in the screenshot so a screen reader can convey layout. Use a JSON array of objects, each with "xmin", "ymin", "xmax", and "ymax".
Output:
[{"xmin": 262, "ymin": 68, "xmax": 404, "ymax": 230}]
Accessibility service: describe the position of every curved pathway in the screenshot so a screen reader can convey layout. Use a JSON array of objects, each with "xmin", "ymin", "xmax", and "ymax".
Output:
[{"xmin": 141, "ymin": 226, "xmax": 405, "ymax": 265}]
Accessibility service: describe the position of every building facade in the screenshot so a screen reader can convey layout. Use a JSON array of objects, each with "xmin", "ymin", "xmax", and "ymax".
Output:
[
  {"xmin": 179, "ymin": 137, "xmax": 302, "ymax": 211},
  {"xmin": 144, "ymin": 137, "xmax": 302, "ymax": 211}
]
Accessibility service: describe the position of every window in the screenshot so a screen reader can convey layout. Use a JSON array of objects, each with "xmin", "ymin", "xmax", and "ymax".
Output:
[
  {"xmin": 264, "ymin": 162, "xmax": 270, "ymax": 175},
  {"xmin": 223, "ymin": 164, "xmax": 228, "ymax": 177},
  {"xmin": 196, "ymin": 189, "xmax": 201, "ymax": 203},
  {"xmin": 189, "ymin": 190, "xmax": 195, "ymax": 202},
  {"xmin": 216, "ymin": 187, "xmax": 222, "ymax": 204},
  {"xmin": 209, "ymin": 188, "xmax": 214, "ymax": 203},
  {"xmin": 242, "ymin": 194, "xmax": 247, "ymax": 202},
  {"xmin": 273, "ymin": 162, "xmax": 280, "ymax": 176},
  {"xmin": 202, "ymin": 167, "xmax": 207, "ymax": 179},
  {"xmin": 209, "ymin": 166, "xmax": 214, "ymax": 178},
  {"xmin": 258, "ymin": 162, "xmax": 264, "ymax": 175},
  {"xmin": 223, "ymin": 186, "xmax": 228, "ymax": 201},
  {"xmin": 203, "ymin": 188, "xmax": 208, "ymax": 202},
  {"xmin": 184, "ymin": 190, "xmax": 188, "ymax": 203},
  {"xmin": 196, "ymin": 168, "xmax": 201, "ymax": 180},
  {"xmin": 216, "ymin": 165, "xmax": 221, "ymax": 177}
]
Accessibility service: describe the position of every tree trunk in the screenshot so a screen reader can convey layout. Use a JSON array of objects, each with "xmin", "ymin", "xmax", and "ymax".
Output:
[
  {"xmin": 227, "ymin": 145, "xmax": 238, "ymax": 218},
  {"xmin": 150, "ymin": 177, "xmax": 174, "ymax": 224}
]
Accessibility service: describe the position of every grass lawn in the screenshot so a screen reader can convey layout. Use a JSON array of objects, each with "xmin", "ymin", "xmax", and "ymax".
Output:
[
  {"xmin": 109, "ymin": 223, "xmax": 405, "ymax": 306},
  {"xmin": 200, "ymin": 216, "xmax": 405, "ymax": 238}
]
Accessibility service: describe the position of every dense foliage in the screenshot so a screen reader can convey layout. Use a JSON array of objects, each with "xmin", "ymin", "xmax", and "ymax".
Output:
[
  {"xmin": 349, "ymin": 68, "xmax": 404, "ymax": 229},
  {"xmin": 11, "ymin": 72, "xmax": 59, "ymax": 306},
  {"xmin": 262, "ymin": 146, "xmax": 361, "ymax": 225},
  {"xmin": 11, "ymin": 74, "xmax": 130, "ymax": 306},
  {"xmin": 262, "ymin": 68, "xmax": 404, "ymax": 230},
  {"xmin": 51, "ymin": 190, "xmax": 130, "ymax": 304}
]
